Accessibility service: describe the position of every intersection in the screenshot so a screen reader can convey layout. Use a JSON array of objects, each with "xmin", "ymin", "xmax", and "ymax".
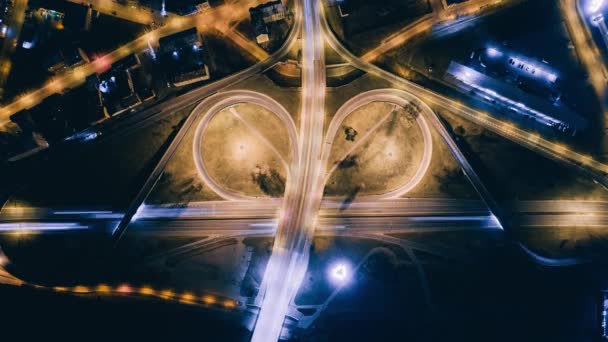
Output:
[{"xmin": 2, "ymin": 0, "xmax": 608, "ymax": 340}]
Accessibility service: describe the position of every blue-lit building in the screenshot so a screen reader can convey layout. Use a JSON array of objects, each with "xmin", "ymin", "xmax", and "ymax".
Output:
[
  {"xmin": 475, "ymin": 46, "xmax": 561, "ymax": 102},
  {"xmin": 445, "ymin": 61, "xmax": 588, "ymax": 136}
]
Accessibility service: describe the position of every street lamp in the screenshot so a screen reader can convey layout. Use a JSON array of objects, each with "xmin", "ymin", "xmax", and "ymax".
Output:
[
  {"xmin": 332, "ymin": 264, "xmax": 347, "ymax": 280},
  {"xmin": 329, "ymin": 262, "xmax": 350, "ymax": 285},
  {"xmin": 589, "ymin": 0, "xmax": 605, "ymax": 14}
]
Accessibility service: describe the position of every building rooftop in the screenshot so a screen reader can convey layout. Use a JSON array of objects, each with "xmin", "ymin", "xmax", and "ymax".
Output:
[
  {"xmin": 158, "ymin": 28, "xmax": 209, "ymax": 87},
  {"xmin": 97, "ymin": 54, "xmax": 155, "ymax": 116},
  {"xmin": 249, "ymin": 1, "xmax": 288, "ymax": 45}
]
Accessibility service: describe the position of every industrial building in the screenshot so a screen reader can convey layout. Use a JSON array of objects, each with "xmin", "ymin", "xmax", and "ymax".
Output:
[{"xmin": 445, "ymin": 61, "xmax": 588, "ymax": 136}]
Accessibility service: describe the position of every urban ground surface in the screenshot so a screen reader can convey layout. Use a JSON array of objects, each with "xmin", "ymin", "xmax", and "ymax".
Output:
[{"xmin": 2, "ymin": 0, "xmax": 608, "ymax": 341}]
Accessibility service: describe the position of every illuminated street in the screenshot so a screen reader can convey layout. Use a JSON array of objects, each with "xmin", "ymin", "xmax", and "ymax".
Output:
[{"xmin": 1, "ymin": 0, "xmax": 608, "ymax": 341}]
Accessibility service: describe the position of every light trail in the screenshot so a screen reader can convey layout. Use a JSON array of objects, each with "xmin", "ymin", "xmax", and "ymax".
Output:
[
  {"xmin": 228, "ymin": 107, "xmax": 291, "ymax": 177},
  {"xmin": 1, "ymin": 280, "xmax": 241, "ymax": 309},
  {"xmin": 324, "ymin": 105, "xmax": 398, "ymax": 184},
  {"xmin": 562, "ymin": 0, "xmax": 608, "ymax": 97},
  {"xmin": 251, "ymin": 0, "xmax": 326, "ymax": 340},
  {"xmin": 0, "ymin": 222, "xmax": 88, "ymax": 232},
  {"xmin": 191, "ymin": 91, "xmax": 298, "ymax": 201},
  {"xmin": 322, "ymin": 89, "xmax": 433, "ymax": 200},
  {"xmin": 5, "ymin": 199, "xmax": 608, "ymax": 237}
]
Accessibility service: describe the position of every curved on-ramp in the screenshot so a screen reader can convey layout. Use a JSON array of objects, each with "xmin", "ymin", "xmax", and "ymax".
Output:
[
  {"xmin": 323, "ymin": 89, "xmax": 434, "ymax": 200},
  {"xmin": 192, "ymin": 89, "xmax": 435, "ymax": 202},
  {"xmin": 192, "ymin": 90, "xmax": 299, "ymax": 201}
]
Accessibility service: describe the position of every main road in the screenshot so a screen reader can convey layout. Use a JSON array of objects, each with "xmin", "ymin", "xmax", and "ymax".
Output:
[
  {"xmin": 251, "ymin": 0, "xmax": 326, "ymax": 340},
  {"xmin": 6, "ymin": 199, "xmax": 608, "ymax": 223}
]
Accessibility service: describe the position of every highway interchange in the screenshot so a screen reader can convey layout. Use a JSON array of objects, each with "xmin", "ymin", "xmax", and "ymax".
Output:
[{"xmin": 2, "ymin": 0, "xmax": 608, "ymax": 340}]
